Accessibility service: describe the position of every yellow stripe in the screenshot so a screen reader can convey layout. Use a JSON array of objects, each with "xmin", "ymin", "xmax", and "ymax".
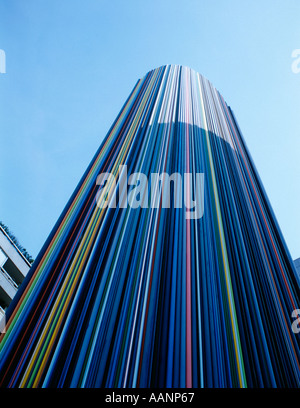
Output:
[
  {"xmin": 21, "ymin": 72, "xmax": 156, "ymax": 387},
  {"xmin": 197, "ymin": 74, "xmax": 246, "ymax": 388}
]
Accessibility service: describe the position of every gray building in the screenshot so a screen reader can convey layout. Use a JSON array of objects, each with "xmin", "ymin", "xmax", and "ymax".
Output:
[{"xmin": 0, "ymin": 226, "xmax": 31, "ymax": 317}]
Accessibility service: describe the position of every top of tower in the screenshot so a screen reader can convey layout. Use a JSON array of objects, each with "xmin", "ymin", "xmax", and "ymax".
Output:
[{"xmin": 140, "ymin": 64, "xmax": 235, "ymax": 149}]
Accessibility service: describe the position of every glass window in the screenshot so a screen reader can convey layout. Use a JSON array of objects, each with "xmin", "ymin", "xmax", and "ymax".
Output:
[{"xmin": 0, "ymin": 248, "xmax": 8, "ymax": 267}]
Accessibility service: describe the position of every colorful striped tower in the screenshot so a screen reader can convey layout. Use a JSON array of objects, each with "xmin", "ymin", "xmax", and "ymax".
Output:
[{"xmin": 0, "ymin": 65, "xmax": 299, "ymax": 387}]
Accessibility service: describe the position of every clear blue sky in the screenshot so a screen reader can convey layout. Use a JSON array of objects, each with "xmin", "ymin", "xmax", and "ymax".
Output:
[{"xmin": 0, "ymin": 0, "xmax": 299, "ymax": 259}]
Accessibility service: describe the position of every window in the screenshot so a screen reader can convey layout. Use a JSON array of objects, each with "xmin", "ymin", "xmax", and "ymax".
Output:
[{"xmin": 0, "ymin": 248, "xmax": 8, "ymax": 268}]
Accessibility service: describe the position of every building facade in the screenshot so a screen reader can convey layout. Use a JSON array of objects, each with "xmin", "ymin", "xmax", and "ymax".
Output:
[
  {"xmin": 0, "ymin": 226, "xmax": 31, "ymax": 321},
  {"xmin": 0, "ymin": 65, "xmax": 299, "ymax": 388}
]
